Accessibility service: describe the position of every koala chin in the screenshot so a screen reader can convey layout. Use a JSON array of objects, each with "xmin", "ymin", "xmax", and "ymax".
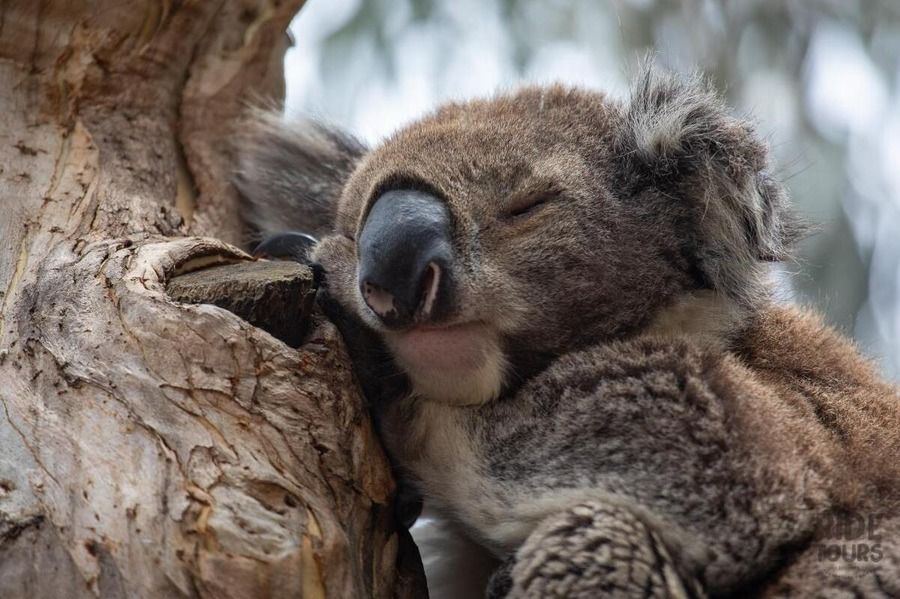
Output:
[
  {"xmin": 385, "ymin": 325, "xmax": 508, "ymax": 405},
  {"xmin": 237, "ymin": 65, "xmax": 900, "ymax": 599}
]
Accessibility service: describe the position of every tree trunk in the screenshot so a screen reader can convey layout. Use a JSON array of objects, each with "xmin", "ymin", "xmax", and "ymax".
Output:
[{"xmin": 0, "ymin": 2, "xmax": 424, "ymax": 597}]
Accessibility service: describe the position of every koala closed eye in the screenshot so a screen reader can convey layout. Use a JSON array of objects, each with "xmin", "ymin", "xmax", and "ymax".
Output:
[{"xmin": 501, "ymin": 186, "xmax": 562, "ymax": 221}]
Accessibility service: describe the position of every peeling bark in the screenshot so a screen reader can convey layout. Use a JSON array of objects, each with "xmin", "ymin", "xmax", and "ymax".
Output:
[{"xmin": 0, "ymin": 2, "xmax": 424, "ymax": 597}]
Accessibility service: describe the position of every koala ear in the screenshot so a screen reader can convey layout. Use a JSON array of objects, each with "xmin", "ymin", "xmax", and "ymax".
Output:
[
  {"xmin": 614, "ymin": 66, "xmax": 803, "ymax": 303},
  {"xmin": 234, "ymin": 109, "xmax": 367, "ymax": 242}
]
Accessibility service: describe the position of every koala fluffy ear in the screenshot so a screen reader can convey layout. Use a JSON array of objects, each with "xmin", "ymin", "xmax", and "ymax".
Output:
[
  {"xmin": 233, "ymin": 109, "xmax": 367, "ymax": 242},
  {"xmin": 614, "ymin": 66, "xmax": 803, "ymax": 304}
]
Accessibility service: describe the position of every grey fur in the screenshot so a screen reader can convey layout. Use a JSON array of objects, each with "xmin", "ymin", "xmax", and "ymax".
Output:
[
  {"xmin": 237, "ymin": 65, "xmax": 900, "ymax": 598},
  {"xmin": 613, "ymin": 67, "xmax": 804, "ymax": 307},
  {"xmin": 234, "ymin": 109, "xmax": 366, "ymax": 241}
]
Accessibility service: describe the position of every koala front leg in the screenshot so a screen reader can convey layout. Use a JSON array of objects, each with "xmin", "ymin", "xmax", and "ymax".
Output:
[
  {"xmin": 314, "ymin": 236, "xmax": 426, "ymax": 528},
  {"xmin": 256, "ymin": 233, "xmax": 422, "ymax": 525},
  {"xmin": 493, "ymin": 500, "xmax": 706, "ymax": 599}
]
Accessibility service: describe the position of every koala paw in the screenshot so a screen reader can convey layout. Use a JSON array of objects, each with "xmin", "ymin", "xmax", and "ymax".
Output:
[
  {"xmin": 500, "ymin": 501, "xmax": 706, "ymax": 599},
  {"xmin": 252, "ymin": 231, "xmax": 319, "ymax": 264}
]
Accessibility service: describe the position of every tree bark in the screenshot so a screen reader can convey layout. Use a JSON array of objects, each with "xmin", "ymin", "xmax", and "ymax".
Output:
[{"xmin": 0, "ymin": 2, "xmax": 424, "ymax": 598}]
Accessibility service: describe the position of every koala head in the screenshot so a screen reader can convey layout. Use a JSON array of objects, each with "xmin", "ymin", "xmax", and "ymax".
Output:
[{"xmin": 238, "ymin": 67, "xmax": 800, "ymax": 406}]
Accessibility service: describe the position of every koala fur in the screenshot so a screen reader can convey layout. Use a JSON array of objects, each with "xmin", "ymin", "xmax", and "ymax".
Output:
[{"xmin": 236, "ymin": 66, "xmax": 900, "ymax": 598}]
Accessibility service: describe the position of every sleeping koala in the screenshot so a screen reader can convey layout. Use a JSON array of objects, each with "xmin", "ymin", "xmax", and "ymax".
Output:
[{"xmin": 236, "ymin": 67, "xmax": 900, "ymax": 598}]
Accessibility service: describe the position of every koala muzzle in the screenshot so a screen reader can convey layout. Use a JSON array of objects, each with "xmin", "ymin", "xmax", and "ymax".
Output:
[{"xmin": 358, "ymin": 189, "xmax": 454, "ymax": 328}]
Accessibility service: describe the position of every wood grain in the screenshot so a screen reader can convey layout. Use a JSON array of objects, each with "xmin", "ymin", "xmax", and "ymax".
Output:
[{"xmin": 0, "ymin": 2, "xmax": 424, "ymax": 597}]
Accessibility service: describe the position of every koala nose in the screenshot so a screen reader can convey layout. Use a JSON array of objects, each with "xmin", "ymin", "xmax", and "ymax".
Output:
[{"xmin": 358, "ymin": 189, "xmax": 454, "ymax": 328}]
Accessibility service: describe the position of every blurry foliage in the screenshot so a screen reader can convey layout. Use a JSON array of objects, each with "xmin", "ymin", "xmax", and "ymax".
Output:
[{"xmin": 286, "ymin": 0, "xmax": 900, "ymax": 378}]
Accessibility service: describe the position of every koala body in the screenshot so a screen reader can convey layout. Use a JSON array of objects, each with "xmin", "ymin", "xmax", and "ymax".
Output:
[{"xmin": 237, "ymin": 68, "xmax": 900, "ymax": 597}]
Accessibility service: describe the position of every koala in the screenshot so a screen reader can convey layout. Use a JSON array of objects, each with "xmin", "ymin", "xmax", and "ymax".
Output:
[{"xmin": 235, "ymin": 67, "xmax": 900, "ymax": 598}]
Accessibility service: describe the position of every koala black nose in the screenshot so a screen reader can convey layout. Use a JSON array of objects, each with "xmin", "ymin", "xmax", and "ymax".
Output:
[{"xmin": 358, "ymin": 189, "xmax": 454, "ymax": 328}]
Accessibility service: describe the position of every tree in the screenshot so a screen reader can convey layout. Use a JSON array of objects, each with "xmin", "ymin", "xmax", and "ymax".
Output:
[{"xmin": 0, "ymin": 2, "xmax": 424, "ymax": 597}]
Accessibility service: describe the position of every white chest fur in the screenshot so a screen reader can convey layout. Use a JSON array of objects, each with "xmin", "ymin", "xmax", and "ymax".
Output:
[{"xmin": 390, "ymin": 399, "xmax": 612, "ymax": 555}]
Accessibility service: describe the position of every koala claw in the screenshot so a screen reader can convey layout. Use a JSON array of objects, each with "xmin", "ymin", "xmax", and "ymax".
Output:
[
  {"xmin": 253, "ymin": 231, "xmax": 319, "ymax": 264},
  {"xmin": 499, "ymin": 501, "xmax": 706, "ymax": 599}
]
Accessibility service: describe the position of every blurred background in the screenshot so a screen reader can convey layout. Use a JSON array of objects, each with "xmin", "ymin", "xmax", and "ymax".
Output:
[{"xmin": 283, "ymin": 0, "xmax": 899, "ymax": 380}]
